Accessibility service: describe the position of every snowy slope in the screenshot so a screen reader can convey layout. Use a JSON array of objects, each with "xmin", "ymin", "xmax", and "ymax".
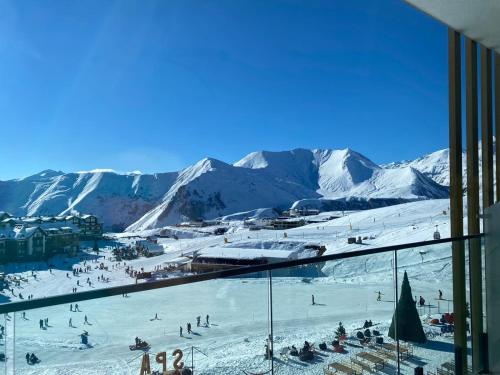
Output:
[
  {"xmin": 1, "ymin": 148, "xmax": 448, "ymax": 231},
  {"xmin": 383, "ymin": 149, "xmax": 462, "ymax": 187},
  {"xmin": 126, "ymin": 158, "xmax": 319, "ymax": 230},
  {"xmin": 0, "ymin": 197, "xmax": 464, "ymax": 375},
  {"xmin": 0, "ymin": 170, "xmax": 178, "ymax": 230},
  {"xmin": 236, "ymin": 148, "xmax": 447, "ymax": 199},
  {"xmin": 384, "ymin": 145, "xmax": 497, "ymax": 188}
]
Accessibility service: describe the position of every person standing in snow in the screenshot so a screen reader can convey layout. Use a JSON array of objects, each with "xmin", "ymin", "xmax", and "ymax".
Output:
[
  {"xmin": 377, "ymin": 291, "xmax": 382, "ymax": 301},
  {"xmin": 69, "ymin": 318, "xmax": 73, "ymax": 328},
  {"xmin": 419, "ymin": 296, "xmax": 425, "ymax": 306},
  {"xmin": 197, "ymin": 316, "xmax": 201, "ymax": 327},
  {"xmin": 438, "ymin": 289, "xmax": 443, "ymax": 300},
  {"xmin": 206, "ymin": 314, "xmax": 210, "ymax": 326},
  {"xmin": 179, "ymin": 326, "xmax": 183, "ymax": 337},
  {"xmin": 311, "ymin": 295, "xmax": 315, "ymax": 305},
  {"xmin": 84, "ymin": 315, "xmax": 89, "ymax": 325}
]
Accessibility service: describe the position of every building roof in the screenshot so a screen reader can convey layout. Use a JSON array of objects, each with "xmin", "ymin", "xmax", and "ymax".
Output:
[
  {"xmin": 405, "ymin": 0, "xmax": 500, "ymax": 53},
  {"xmin": 10, "ymin": 225, "xmax": 45, "ymax": 239},
  {"xmin": 0, "ymin": 221, "xmax": 80, "ymax": 239},
  {"xmin": 23, "ymin": 217, "xmax": 42, "ymax": 223},
  {"xmin": 198, "ymin": 247, "xmax": 296, "ymax": 260},
  {"xmin": 1, "ymin": 218, "xmax": 18, "ymax": 224}
]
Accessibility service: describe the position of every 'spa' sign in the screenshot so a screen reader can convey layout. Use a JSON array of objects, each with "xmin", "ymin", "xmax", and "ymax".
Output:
[{"xmin": 139, "ymin": 349, "xmax": 184, "ymax": 375}]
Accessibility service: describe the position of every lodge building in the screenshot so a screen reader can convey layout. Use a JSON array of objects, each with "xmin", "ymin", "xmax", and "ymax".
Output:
[{"xmin": 0, "ymin": 213, "xmax": 102, "ymax": 262}]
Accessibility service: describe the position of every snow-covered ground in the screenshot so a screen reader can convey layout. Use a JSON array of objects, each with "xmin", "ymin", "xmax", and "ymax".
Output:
[{"xmin": 1, "ymin": 199, "xmax": 475, "ymax": 374}]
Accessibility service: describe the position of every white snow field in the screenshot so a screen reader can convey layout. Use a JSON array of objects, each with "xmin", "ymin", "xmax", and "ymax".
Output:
[{"xmin": 1, "ymin": 199, "xmax": 475, "ymax": 374}]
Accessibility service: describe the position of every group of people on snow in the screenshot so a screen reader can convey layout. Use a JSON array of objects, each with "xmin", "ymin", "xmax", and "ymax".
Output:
[
  {"xmin": 179, "ymin": 315, "xmax": 210, "ymax": 337},
  {"xmin": 38, "ymin": 318, "xmax": 49, "ymax": 329},
  {"xmin": 25, "ymin": 352, "xmax": 39, "ymax": 365}
]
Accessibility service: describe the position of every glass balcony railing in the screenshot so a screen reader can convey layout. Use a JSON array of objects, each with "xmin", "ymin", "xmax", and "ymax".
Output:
[{"xmin": 0, "ymin": 235, "xmax": 483, "ymax": 375}]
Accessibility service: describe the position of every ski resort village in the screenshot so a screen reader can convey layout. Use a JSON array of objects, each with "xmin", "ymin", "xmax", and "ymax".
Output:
[
  {"xmin": 0, "ymin": 146, "xmax": 484, "ymax": 375},
  {"xmin": 1, "ymin": 0, "xmax": 500, "ymax": 375}
]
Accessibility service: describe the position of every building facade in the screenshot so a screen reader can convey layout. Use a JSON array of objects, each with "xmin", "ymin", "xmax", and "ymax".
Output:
[{"xmin": 0, "ymin": 213, "xmax": 102, "ymax": 262}]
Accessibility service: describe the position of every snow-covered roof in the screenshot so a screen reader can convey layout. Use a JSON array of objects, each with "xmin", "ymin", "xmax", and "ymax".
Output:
[
  {"xmin": 1, "ymin": 218, "xmax": 18, "ymax": 224},
  {"xmin": 10, "ymin": 225, "xmax": 45, "ymax": 239},
  {"xmin": 0, "ymin": 221, "xmax": 80, "ymax": 239},
  {"xmin": 22, "ymin": 217, "xmax": 42, "ymax": 223},
  {"xmin": 198, "ymin": 247, "xmax": 296, "ymax": 260}
]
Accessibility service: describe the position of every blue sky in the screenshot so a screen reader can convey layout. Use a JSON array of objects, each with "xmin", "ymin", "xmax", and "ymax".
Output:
[{"xmin": 0, "ymin": 0, "xmax": 449, "ymax": 180}]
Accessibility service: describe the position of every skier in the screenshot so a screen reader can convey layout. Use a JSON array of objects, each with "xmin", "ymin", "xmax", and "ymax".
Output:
[
  {"xmin": 206, "ymin": 314, "xmax": 210, "ymax": 326},
  {"xmin": 438, "ymin": 289, "xmax": 443, "ymax": 300},
  {"xmin": 311, "ymin": 295, "xmax": 315, "ymax": 305},
  {"xmin": 187, "ymin": 322, "xmax": 192, "ymax": 334},
  {"xmin": 197, "ymin": 316, "xmax": 201, "ymax": 327},
  {"xmin": 39, "ymin": 319, "xmax": 43, "ymax": 329},
  {"xmin": 25, "ymin": 352, "xmax": 30, "ymax": 364},
  {"xmin": 75, "ymin": 303, "xmax": 79, "ymax": 311},
  {"xmin": 22, "ymin": 312, "xmax": 26, "ymax": 319},
  {"xmin": 179, "ymin": 326, "xmax": 183, "ymax": 337},
  {"xmin": 69, "ymin": 318, "xmax": 73, "ymax": 327},
  {"xmin": 70, "ymin": 304, "xmax": 73, "ymax": 312},
  {"xmin": 45, "ymin": 318, "xmax": 48, "ymax": 327},
  {"xmin": 84, "ymin": 315, "xmax": 88, "ymax": 325}
]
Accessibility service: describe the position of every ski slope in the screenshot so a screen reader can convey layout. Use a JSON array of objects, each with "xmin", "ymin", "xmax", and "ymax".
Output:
[{"xmin": 1, "ymin": 199, "xmax": 473, "ymax": 374}]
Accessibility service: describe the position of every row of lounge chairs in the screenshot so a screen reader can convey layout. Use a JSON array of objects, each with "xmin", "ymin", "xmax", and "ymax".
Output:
[{"xmin": 323, "ymin": 341, "xmax": 414, "ymax": 374}]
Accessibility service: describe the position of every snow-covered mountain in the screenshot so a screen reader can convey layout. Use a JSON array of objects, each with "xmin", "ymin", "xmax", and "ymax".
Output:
[
  {"xmin": 0, "ymin": 170, "xmax": 179, "ymax": 231},
  {"xmin": 0, "ymin": 148, "xmax": 449, "ymax": 231},
  {"xmin": 383, "ymin": 149, "xmax": 452, "ymax": 186}
]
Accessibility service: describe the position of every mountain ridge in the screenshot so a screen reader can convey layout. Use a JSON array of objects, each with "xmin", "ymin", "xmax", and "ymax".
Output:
[{"xmin": 0, "ymin": 147, "xmax": 450, "ymax": 231}]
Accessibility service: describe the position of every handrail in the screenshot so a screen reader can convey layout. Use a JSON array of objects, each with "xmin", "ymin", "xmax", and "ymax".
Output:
[{"xmin": 0, "ymin": 234, "xmax": 483, "ymax": 314}]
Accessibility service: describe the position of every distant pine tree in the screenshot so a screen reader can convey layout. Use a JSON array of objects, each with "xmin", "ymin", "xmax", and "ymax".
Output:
[
  {"xmin": 388, "ymin": 271, "xmax": 426, "ymax": 343},
  {"xmin": 335, "ymin": 322, "xmax": 346, "ymax": 339}
]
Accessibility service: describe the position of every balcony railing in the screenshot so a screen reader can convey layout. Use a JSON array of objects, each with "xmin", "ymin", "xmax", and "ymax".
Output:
[{"xmin": 0, "ymin": 234, "xmax": 483, "ymax": 375}]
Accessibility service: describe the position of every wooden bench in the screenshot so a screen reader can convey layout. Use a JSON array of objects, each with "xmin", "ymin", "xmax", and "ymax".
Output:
[
  {"xmin": 372, "ymin": 347, "xmax": 398, "ymax": 362},
  {"xmin": 351, "ymin": 358, "xmax": 372, "ymax": 373},
  {"xmin": 356, "ymin": 352, "xmax": 385, "ymax": 370},
  {"xmin": 324, "ymin": 362, "xmax": 359, "ymax": 375}
]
